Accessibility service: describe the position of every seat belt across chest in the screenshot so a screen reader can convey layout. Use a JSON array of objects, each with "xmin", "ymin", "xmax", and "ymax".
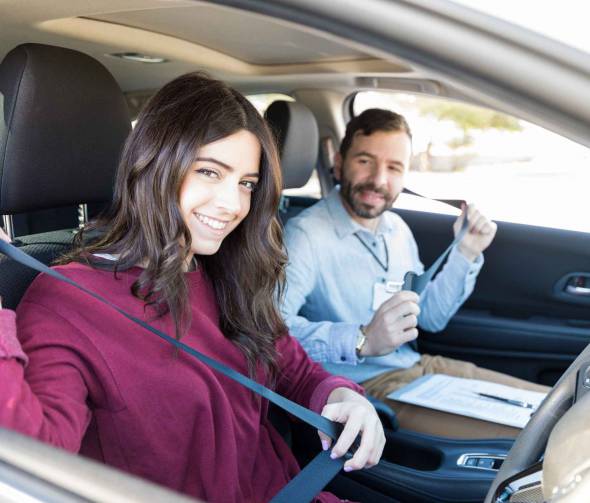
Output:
[
  {"xmin": 0, "ymin": 198, "xmax": 470, "ymax": 501},
  {"xmin": 0, "ymin": 239, "xmax": 344, "ymax": 503}
]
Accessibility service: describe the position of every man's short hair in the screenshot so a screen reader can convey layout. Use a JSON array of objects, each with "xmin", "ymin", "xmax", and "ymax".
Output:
[{"xmin": 339, "ymin": 108, "xmax": 412, "ymax": 158}]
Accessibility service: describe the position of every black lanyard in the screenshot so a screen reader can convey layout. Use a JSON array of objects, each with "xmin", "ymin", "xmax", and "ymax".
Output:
[{"xmin": 354, "ymin": 233, "xmax": 389, "ymax": 272}]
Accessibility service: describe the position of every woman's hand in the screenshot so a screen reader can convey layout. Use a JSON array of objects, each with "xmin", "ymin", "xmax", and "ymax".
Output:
[{"xmin": 319, "ymin": 387, "xmax": 385, "ymax": 472}]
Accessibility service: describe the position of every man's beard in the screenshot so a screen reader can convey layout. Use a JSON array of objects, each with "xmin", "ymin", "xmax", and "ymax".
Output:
[{"xmin": 340, "ymin": 177, "xmax": 396, "ymax": 219}]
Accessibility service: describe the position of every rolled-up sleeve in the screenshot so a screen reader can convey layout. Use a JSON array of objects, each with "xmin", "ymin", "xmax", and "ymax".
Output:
[{"xmin": 418, "ymin": 246, "xmax": 484, "ymax": 332}]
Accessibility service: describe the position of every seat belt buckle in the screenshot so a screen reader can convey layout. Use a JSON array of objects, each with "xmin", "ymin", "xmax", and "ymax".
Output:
[{"xmin": 403, "ymin": 271, "xmax": 417, "ymax": 292}]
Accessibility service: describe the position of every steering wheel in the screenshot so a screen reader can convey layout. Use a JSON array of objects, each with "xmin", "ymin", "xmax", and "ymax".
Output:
[{"xmin": 484, "ymin": 343, "xmax": 590, "ymax": 502}]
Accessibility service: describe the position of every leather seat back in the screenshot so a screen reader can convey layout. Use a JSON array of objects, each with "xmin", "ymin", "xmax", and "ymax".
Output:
[
  {"xmin": 0, "ymin": 43, "xmax": 131, "ymax": 308},
  {"xmin": 265, "ymin": 100, "xmax": 320, "ymax": 223}
]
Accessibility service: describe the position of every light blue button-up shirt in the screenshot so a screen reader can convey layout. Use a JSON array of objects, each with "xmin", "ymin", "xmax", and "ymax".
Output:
[{"xmin": 281, "ymin": 187, "xmax": 483, "ymax": 383}]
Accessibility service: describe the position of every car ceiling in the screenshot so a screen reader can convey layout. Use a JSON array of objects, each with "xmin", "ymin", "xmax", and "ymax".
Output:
[
  {"xmin": 2, "ymin": 0, "xmax": 590, "ymax": 147},
  {"xmin": 0, "ymin": 0, "xmax": 418, "ymax": 94}
]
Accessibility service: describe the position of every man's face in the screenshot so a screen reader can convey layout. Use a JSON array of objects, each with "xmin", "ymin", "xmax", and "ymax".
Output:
[{"xmin": 334, "ymin": 130, "xmax": 411, "ymax": 225}]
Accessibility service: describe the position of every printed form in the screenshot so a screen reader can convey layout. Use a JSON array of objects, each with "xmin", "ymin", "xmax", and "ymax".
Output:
[{"xmin": 388, "ymin": 374, "xmax": 547, "ymax": 428}]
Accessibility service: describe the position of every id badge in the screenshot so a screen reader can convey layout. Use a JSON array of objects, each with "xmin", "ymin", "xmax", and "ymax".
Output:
[{"xmin": 372, "ymin": 280, "xmax": 403, "ymax": 311}]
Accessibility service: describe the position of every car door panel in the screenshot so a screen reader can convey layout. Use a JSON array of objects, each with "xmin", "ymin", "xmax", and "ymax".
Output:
[
  {"xmin": 419, "ymin": 312, "xmax": 583, "ymax": 385},
  {"xmin": 395, "ymin": 209, "xmax": 590, "ymax": 386}
]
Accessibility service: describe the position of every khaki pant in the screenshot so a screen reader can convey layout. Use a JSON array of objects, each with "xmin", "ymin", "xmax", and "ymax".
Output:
[{"xmin": 361, "ymin": 354, "xmax": 550, "ymax": 439}]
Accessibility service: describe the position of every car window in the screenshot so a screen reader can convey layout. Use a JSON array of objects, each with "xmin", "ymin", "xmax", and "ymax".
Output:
[
  {"xmin": 246, "ymin": 93, "xmax": 294, "ymax": 115},
  {"xmin": 452, "ymin": 0, "xmax": 587, "ymax": 54},
  {"xmin": 247, "ymin": 93, "xmax": 321, "ymax": 199},
  {"xmin": 281, "ymin": 172, "xmax": 322, "ymax": 199},
  {"xmin": 353, "ymin": 90, "xmax": 590, "ymax": 233}
]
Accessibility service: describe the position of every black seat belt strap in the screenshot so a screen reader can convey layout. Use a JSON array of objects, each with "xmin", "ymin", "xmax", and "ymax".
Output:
[
  {"xmin": 403, "ymin": 215, "xmax": 468, "ymax": 294},
  {"xmin": 401, "ymin": 188, "xmax": 469, "ymax": 294},
  {"xmin": 402, "ymin": 187, "xmax": 465, "ymax": 210},
  {"xmin": 399, "ymin": 190, "xmax": 469, "ymax": 352},
  {"xmin": 0, "ymin": 240, "xmax": 346, "ymax": 503}
]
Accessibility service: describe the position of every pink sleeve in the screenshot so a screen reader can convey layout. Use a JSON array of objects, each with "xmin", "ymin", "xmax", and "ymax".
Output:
[
  {"xmin": 0, "ymin": 303, "xmax": 92, "ymax": 452},
  {"xmin": 0, "ymin": 310, "xmax": 28, "ymax": 364},
  {"xmin": 274, "ymin": 334, "xmax": 364, "ymax": 414}
]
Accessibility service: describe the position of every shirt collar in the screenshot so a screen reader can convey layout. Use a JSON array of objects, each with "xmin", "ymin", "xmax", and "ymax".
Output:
[{"xmin": 326, "ymin": 185, "xmax": 395, "ymax": 239}]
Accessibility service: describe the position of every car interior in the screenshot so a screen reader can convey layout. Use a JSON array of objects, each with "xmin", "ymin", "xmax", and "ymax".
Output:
[{"xmin": 0, "ymin": 1, "xmax": 590, "ymax": 502}]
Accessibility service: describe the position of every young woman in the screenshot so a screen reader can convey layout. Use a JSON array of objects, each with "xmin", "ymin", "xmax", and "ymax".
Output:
[{"xmin": 0, "ymin": 73, "xmax": 384, "ymax": 502}]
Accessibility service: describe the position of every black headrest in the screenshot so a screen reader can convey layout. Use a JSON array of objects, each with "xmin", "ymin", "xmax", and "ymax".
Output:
[
  {"xmin": 265, "ymin": 100, "xmax": 318, "ymax": 189},
  {"xmin": 0, "ymin": 43, "xmax": 131, "ymax": 214}
]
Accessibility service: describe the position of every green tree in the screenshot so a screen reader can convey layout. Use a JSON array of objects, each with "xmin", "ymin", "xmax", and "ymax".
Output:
[{"xmin": 419, "ymin": 101, "xmax": 522, "ymax": 146}]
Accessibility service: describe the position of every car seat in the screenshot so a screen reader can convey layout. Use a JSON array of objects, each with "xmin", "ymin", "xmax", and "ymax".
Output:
[
  {"xmin": 0, "ymin": 43, "xmax": 131, "ymax": 308},
  {"xmin": 265, "ymin": 99, "xmax": 320, "ymax": 223}
]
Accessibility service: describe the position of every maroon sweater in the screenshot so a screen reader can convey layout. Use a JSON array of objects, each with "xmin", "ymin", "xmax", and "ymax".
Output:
[{"xmin": 0, "ymin": 263, "xmax": 361, "ymax": 502}]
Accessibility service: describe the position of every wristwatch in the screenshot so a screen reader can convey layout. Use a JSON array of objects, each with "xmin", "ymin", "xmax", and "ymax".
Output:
[{"xmin": 355, "ymin": 325, "xmax": 367, "ymax": 357}]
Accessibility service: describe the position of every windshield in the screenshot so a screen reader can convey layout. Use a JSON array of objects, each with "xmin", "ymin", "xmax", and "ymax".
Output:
[{"xmin": 451, "ymin": 0, "xmax": 590, "ymax": 55}]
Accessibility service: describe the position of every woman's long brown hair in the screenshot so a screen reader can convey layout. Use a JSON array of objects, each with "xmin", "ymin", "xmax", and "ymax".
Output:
[{"xmin": 59, "ymin": 72, "xmax": 287, "ymax": 380}]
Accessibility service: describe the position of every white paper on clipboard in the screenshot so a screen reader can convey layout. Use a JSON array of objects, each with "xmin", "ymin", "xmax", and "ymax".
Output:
[{"xmin": 387, "ymin": 374, "xmax": 547, "ymax": 429}]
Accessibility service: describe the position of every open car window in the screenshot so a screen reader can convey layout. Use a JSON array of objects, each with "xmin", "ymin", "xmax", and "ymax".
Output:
[{"xmin": 353, "ymin": 90, "xmax": 590, "ymax": 233}]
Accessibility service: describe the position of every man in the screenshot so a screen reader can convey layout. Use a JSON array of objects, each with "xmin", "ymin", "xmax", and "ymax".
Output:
[{"xmin": 281, "ymin": 108, "xmax": 548, "ymax": 438}]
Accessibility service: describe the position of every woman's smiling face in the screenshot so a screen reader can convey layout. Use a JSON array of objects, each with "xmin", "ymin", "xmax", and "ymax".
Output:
[{"xmin": 179, "ymin": 129, "xmax": 261, "ymax": 258}]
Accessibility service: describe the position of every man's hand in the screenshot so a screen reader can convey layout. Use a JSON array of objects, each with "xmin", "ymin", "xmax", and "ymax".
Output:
[
  {"xmin": 454, "ymin": 204, "xmax": 497, "ymax": 262},
  {"xmin": 319, "ymin": 387, "xmax": 385, "ymax": 472},
  {"xmin": 361, "ymin": 291, "xmax": 420, "ymax": 357}
]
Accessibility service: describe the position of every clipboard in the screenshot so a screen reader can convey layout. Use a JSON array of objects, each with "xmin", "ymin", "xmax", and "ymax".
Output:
[{"xmin": 388, "ymin": 374, "xmax": 547, "ymax": 429}]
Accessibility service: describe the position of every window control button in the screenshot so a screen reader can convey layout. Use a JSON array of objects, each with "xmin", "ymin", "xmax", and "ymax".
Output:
[{"xmin": 477, "ymin": 458, "xmax": 495, "ymax": 469}]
